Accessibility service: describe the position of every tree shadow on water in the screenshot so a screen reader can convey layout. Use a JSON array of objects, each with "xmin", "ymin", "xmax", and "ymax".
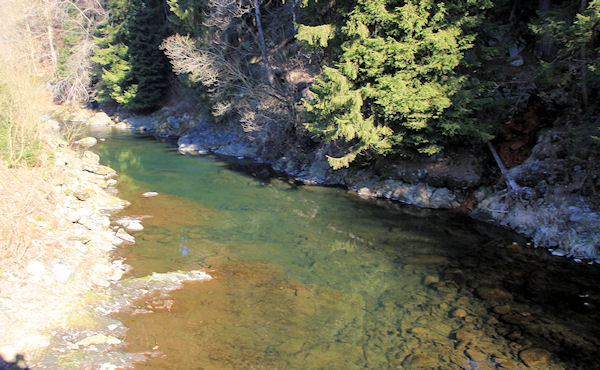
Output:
[{"xmin": 0, "ymin": 354, "xmax": 27, "ymax": 370}]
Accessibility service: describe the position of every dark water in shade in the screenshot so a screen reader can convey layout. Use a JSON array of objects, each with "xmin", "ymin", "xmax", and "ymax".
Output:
[{"xmin": 90, "ymin": 128, "xmax": 600, "ymax": 369}]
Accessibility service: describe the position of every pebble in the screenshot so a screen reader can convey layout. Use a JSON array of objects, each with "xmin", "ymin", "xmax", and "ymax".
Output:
[
  {"xmin": 453, "ymin": 309, "xmax": 467, "ymax": 318},
  {"xmin": 141, "ymin": 191, "xmax": 159, "ymax": 197},
  {"xmin": 423, "ymin": 275, "xmax": 440, "ymax": 285}
]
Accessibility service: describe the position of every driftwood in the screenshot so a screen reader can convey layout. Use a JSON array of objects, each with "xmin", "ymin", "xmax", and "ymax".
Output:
[{"xmin": 487, "ymin": 141, "xmax": 522, "ymax": 194}]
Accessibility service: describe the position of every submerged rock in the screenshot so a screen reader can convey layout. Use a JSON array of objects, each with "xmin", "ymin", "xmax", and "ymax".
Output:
[
  {"xmin": 476, "ymin": 286, "xmax": 513, "ymax": 301},
  {"xmin": 520, "ymin": 348, "xmax": 551, "ymax": 367},
  {"xmin": 75, "ymin": 334, "xmax": 121, "ymax": 347}
]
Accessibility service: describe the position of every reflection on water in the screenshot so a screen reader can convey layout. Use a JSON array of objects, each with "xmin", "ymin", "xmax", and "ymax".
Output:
[{"xmin": 91, "ymin": 129, "xmax": 600, "ymax": 369}]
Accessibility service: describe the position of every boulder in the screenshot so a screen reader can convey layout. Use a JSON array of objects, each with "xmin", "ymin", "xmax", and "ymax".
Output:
[
  {"xmin": 88, "ymin": 112, "xmax": 114, "ymax": 126},
  {"xmin": 74, "ymin": 137, "xmax": 98, "ymax": 147}
]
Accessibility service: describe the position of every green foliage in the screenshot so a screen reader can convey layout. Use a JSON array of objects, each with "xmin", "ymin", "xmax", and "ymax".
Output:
[
  {"xmin": 126, "ymin": 0, "xmax": 171, "ymax": 110},
  {"xmin": 297, "ymin": 24, "xmax": 336, "ymax": 49},
  {"xmin": 92, "ymin": 0, "xmax": 170, "ymax": 111},
  {"xmin": 303, "ymin": 0, "xmax": 495, "ymax": 168},
  {"xmin": 531, "ymin": 0, "xmax": 600, "ymax": 107},
  {"xmin": 167, "ymin": 0, "xmax": 204, "ymax": 35}
]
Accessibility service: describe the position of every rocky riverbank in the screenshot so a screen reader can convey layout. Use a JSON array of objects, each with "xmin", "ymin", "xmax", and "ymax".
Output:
[
  {"xmin": 0, "ymin": 116, "xmax": 213, "ymax": 368},
  {"xmin": 86, "ymin": 108, "xmax": 599, "ymax": 260}
]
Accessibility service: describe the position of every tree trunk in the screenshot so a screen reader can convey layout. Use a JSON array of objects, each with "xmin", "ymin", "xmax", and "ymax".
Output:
[
  {"xmin": 488, "ymin": 142, "xmax": 522, "ymax": 194},
  {"xmin": 252, "ymin": 0, "xmax": 275, "ymax": 86}
]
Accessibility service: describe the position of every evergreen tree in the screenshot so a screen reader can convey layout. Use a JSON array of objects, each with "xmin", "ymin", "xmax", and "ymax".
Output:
[
  {"xmin": 91, "ymin": 0, "xmax": 134, "ymax": 105},
  {"xmin": 92, "ymin": 0, "xmax": 170, "ymax": 111},
  {"xmin": 302, "ymin": 0, "xmax": 495, "ymax": 168},
  {"xmin": 532, "ymin": 0, "xmax": 600, "ymax": 110},
  {"xmin": 126, "ymin": 0, "xmax": 171, "ymax": 111}
]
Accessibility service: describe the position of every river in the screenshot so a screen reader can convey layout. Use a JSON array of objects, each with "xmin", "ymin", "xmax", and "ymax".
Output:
[{"xmin": 91, "ymin": 128, "xmax": 600, "ymax": 369}]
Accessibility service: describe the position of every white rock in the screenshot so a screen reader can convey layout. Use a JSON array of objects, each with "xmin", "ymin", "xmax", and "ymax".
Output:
[
  {"xmin": 73, "ymin": 241, "xmax": 88, "ymax": 254},
  {"xmin": 115, "ymin": 228, "xmax": 135, "ymax": 244},
  {"xmin": 141, "ymin": 191, "xmax": 158, "ymax": 198},
  {"xmin": 125, "ymin": 222, "xmax": 144, "ymax": 232},
  {"xmin": 74, "ymin": 137, "xmax": 98, "ymax": 147},
  {"xmin": 76, "ymin": 334, "xmax": 121, "ymax": 346},
  {"xmin": 107, "ymin": 324, "xmax": 118, "ymax": 331},
  {"xmin": 89, "ymin": 112, "xmax": 114, "ymax": 126},
  {"xmin": 26, "ymin": 260, "xmax": 46, "ymax": 276},
  {"xmin": 106, "ymin": 179, "xmax": 117, "ymax": 186},
  {"xmin": 52, "ymin": 260, "xmax": 74, "ymax": 283},
  {"xmin": 111, "ymin": 236, "xmax": 124, "ymax": 247},
  {"xmin": 82, "ymin": 151, "xmax": 100, "ymax": 164},
  {"xmin": 65, "ymin": 211, "xmax": 81, "ymax": 223}
]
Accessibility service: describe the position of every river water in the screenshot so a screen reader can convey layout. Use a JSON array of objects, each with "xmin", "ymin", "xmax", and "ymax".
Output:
[{"xmin": 91, "ymin": 129, "xmax": 600, "ymax": 369}]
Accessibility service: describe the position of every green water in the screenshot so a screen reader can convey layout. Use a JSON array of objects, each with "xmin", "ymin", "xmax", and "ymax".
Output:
[{"xmin": 91, "ymin": 128, "xmax": 600, "ymax": 369}]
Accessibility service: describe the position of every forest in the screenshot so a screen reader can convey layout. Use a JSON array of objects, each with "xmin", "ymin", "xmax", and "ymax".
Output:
[
  {"xmin": 43, "ymin": 0, "xmax": 600, "ymax": 168},
  {"xmin": 1, "ymin": 1, "xmax": 600, "ymax": 367}
]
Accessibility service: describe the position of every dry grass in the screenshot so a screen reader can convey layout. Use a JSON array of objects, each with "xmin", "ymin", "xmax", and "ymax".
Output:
[
  {"xmin": 0, "ymin": 0, "xmax": 62, "ymax": 271},
  {"xmin": 0, "ymin": 163, "xmax": 62, "ymax": 272},
  {"xmin": 0, "ymin": 0, "xmax": 53, "ymax": 168}
]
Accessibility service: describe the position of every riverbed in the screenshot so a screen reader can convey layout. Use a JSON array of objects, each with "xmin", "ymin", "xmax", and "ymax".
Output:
[{"xmin": 91, "ymin": 128, "xmax": 600, "ymax": 368}]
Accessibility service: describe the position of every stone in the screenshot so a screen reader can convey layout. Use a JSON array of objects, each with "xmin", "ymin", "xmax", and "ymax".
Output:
[
  {"xmin": 0, "ymin": 296, "xmax": 14, "ymax": 312},
  {"xmin": 116, "ymin": 228, "xmax": 135, "ymax": 244},
  {"xmin": 76, "ymin": 334, "xmax": 121, "ymax": 346},
  {"xmin": 74, "ymin": 136, "xmax": 98, "ymax": 147},
  {"xmin": 429, "ymin": 188, "xmax": 456, "ymax": 208},
  {"xmin": 476, "ymin": 286, "xmax": 513, "ymax": 301},
  {"xmin": 466, "ymin": 347, "xmax": 487, "ymax": 362},
  {"xmin": 52, "ymin": 260, "xmax": 74, "ymax": 283},
  {"xmin": 82, "ymin": 151, "xmax": 100, "ymax": 165},
  {"xmin": 106, "ymin": 179, "xmax": 117, "ymax": 186},
  {"xmin": 83, "ymin": 164, "xmax": 117, "ymax": 177},
  {"xmin": 402, "ymin": 354, "xmax": 437, "ymax": 368},
  {"xmin": 423, "ymin": 275, "xmax": 440, "ymax": 285},
  {"xmin": 493, "ymin": 305, "xmax": 511, "ymax": 315},
  {"xmin": 115, "ymin": 217, "xmax": 144, "ymax": 232},
  {"xmin": 519, "ymin": 348, "xmax": 551, "ymax": 367},
  {"xmin": 73, "ymin": 241, "xmax": 88, "ymax": 254},
  {"xmin": 141, "ymin": 191, "xmax": 159, "ymax": 198},
  {"xmin": 89, "ymin": 112, "xmax": 114, "ymax": 126},
  {"xmin": 111, "ymin": 236, "xmax": 125, "ymax": 247},
  {"xmin": 453, "ymin": 309, "xmax": 467, "ymax": 318},
  {"xmin": 26, "ymin": 260, "xmax": 46, "ymax": 276},
  {"xmin": 509, "ymin": 56, "xmax": 524, "ymax": 67}
]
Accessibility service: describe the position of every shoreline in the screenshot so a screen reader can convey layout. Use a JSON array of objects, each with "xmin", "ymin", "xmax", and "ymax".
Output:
[
  {"xmin": 100, "ymin": 108, "xmax": 599, "ymax": 261},
  {"xmin": 0, "ymin": 118, "xmax": 212, "ymax": 368}
]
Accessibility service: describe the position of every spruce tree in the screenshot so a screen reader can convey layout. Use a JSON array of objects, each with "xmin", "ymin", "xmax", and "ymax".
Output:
[
  {"xmin": 126, "ymin": 0, "xmax": 170, "ymax": 111},
  {"xmin": 92, "ymin": 0, "xmax": 170, "ymax": 111},
  {"xmin": 302, "ymin": 0, "xmax": 495, "ymax": 168}
]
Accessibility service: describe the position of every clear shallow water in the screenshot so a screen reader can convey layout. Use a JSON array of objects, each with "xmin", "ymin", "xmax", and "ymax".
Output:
[{"xmin": 91, "ymin": 128, "xmax": 600, "ymax": 369}]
